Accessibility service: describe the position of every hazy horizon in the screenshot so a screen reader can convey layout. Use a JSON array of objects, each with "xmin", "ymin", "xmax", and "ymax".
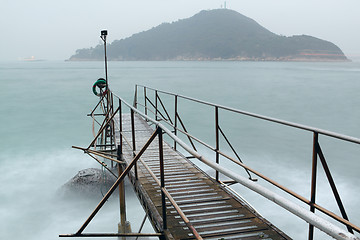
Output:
[{"xmin": 1, "ymin": 0, "xmax": 359, "ymax": 61}]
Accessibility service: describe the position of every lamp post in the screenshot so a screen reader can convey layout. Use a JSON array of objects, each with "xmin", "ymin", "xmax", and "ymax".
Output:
[
  {"xmin": 100, "ymin": 30, "xmax": 108, "ymax": 87},
  {"xmin": 100, "ymin": 30, "xmax": 111, "ymax": 123}
]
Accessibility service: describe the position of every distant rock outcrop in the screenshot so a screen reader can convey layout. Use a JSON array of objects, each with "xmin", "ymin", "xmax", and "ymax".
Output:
[
  {"xmin": 59, "ymin": 168, "xmax": 117, "ymax": 197},
  {"xmin": 69, "ymin": 9, "xmax": 348, "ymax": 61}
]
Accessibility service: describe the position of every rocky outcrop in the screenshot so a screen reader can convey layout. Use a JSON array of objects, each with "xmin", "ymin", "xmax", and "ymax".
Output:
[{"xmin": 59, "ymin": 168, "xmax": 118, "ymax": 197}]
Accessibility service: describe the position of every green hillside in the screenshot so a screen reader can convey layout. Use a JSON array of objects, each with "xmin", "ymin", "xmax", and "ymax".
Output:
[{"xmin": 69, "ymin": 9, "xmax": 347, "ymax": 61}]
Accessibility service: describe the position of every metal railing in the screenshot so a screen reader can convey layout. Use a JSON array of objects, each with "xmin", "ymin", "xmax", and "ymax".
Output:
[
  {"xmin": 61, "ymin": 89, "xmax": 203, "ymax": 239},
  {"xmin": 61, "ymin": 85, "xmax": 360, "ymax": 240},
  {"xmin": 133, "ymin": 85, "xmax": 360, "ymax": 240}
]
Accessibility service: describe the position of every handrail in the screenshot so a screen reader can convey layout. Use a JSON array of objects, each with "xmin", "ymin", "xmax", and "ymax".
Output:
[
  {"xmin": 136, "ymin": 85, "xmax": 360, "ymax": 145},
  {"xmin": 134, "ymin": 86, "xmax": 360, "ymax": 229},
  {"xmin": 130, "ymin": 104, "xmax": 357, "ymax": 229},
  {"xmin": 119, "ymin": 86, "xmax": 360, "ymax": 239},
  {"xmin": 134, "ymin": 85, "xmax": 360, "ymax": 232},
  {"xmin": 84, "ymin": 94, "xmax": 203, "ymax": 238},
  {"xmin": 67, "ymin": 84, "xmax": 360, "ymax": 240},
  {"xmin": 111, "ymin": 90, "xmax": 360, "ymax": 240},
  {"xmin": 141, "ymin": 100, "xmax": 257, "ymax": 180},
  {"xmin": 136, "ymin": 85, "xmax": 360, "ymax": 236}
]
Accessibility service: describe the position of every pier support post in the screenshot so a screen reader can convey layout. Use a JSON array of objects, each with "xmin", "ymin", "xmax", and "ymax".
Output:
[
  {"xmin": 215, "ymin": 106, "xmax": 219, "ymax": 182},
  {"xmin": 117, "ymin": 145, "xmax": 131, "ymax": 239},
  {"xmin": 131, "ymin": 109, "xmax": 138, "ymax": 179},
  {"xmin": 158, "ymin": 127, "xmax": 167, "ymax": 231}
]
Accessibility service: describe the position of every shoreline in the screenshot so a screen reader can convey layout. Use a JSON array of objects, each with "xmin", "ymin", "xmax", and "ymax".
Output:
[{"xmin": 67, "ymin": 56, "xmax": 350, "ymax": 62}]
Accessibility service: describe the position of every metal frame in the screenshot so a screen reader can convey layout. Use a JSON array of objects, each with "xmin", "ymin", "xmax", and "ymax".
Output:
[
  {"xmin": 61, "ymin": 91, "xmax": 202, "ymax": 239},
  {"xmin": 60, "ymin": 84, "xmax": 360, "ymax": 240},
  {"xmin": 134, "ymin": 85, "xmax": 360, "ymax": 239}
]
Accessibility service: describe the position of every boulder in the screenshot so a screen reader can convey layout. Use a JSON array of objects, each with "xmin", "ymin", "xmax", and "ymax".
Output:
[{"xmin": 59, "ymin": 168, "xmax": 117, "ymax": 197}]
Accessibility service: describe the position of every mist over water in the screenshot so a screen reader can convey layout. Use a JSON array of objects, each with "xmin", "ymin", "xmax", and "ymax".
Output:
[{"xmin": 1, "ymin": 60, "xmax": 360, "ymax": 239}]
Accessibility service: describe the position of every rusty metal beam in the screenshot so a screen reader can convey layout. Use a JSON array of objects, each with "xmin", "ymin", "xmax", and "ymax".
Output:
[
  {"xmin": 317, "ymin": 141, "xmax": 353, "ymax": 233},
  {"xmin": 72, "ymin": 146, "xmax": 123, "ymax": 164},
  {"xmin": 70, "ymin": 129, "xmax": 159, "ymax": 236}
]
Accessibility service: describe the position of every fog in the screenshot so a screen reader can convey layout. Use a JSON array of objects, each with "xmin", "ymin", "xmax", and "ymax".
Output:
[{"xmin": 1, "ymin": 0, "xmax": 359, "ymax": 61}]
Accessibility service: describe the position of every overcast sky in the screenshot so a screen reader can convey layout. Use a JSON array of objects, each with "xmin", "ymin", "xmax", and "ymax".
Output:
[{"xmin": 1, "ymin": 0, "xmax": 359, "ymax": 61}]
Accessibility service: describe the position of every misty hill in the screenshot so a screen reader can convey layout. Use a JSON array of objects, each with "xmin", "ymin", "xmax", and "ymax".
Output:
[{"xmin": 69, "ymin": 9, "xmax": 347, "ymax": 61}]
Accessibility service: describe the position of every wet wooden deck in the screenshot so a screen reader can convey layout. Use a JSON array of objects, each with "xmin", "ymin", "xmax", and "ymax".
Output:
[{"xmin": 115, "ymin": 113, "xmax": 291, "ymax": 240}]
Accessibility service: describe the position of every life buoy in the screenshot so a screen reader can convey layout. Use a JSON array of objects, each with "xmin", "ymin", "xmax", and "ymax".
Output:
[{"xmin": 92, "ymin": 78, "xmax": 108, "ymax": 97}]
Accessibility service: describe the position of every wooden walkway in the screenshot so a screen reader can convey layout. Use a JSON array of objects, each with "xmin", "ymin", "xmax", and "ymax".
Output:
[{"xmin": 115, "ymin": 113, "xmax": 291, "ymax": 240}]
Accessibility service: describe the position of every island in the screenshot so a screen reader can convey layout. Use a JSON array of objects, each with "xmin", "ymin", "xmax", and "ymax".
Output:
[{"xmin": 69, "ymin": 9, "xmax": 348, "ymax": 61}]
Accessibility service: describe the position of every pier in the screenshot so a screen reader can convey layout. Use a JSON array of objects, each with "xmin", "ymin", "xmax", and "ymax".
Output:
[{"xmin": 60, "ymin": 85, "xmax": 360, "ymax": 240}]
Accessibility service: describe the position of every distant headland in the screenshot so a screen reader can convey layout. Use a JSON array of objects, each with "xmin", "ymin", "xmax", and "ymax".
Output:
[{"xmin": 68, "ymin": 9, "xmax": 348, "ymax": 62}]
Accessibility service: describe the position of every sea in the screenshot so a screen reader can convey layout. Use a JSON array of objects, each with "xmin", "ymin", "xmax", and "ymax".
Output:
[{"xmin": 1, "ymin": 60, "xmax": 360, "ymax": 240}]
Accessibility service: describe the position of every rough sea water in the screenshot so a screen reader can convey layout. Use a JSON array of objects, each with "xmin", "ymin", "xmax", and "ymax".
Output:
[{"xmin": 1, "ymin": 60, "xmax": 360, "ymax": 239}]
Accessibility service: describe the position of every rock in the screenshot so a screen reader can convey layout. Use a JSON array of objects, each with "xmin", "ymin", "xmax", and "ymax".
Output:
[{"xmin": 59, "ymin": 168, "xmax": 118, "ymax": 198}]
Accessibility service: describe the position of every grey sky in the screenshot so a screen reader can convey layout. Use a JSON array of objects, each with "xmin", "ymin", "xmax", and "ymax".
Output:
[{"xmin": 1, "ymin": 0, "xmax": 359, "ymax": 61}]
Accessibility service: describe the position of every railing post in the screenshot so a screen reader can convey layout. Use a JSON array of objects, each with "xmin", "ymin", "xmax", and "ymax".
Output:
[
  {"xmin": 144, "ymin": 87, "xmax": 148, "ymax": 116},
  {"xmin": 158, "ymin": 127, "xmax": 167, "ymax": 230},
  {"xmin": 117, "ymin": 145, "xmax": 127, "ymax": 240},
  {"xmin": 133, "ymin": 85, "xmax": 138, "ymax": 108},
  {"xmin": 215, "ymin": 106, "xmax": 220, "ymax": 182},
  {"xmin": 131, "ymin": 109, "xmax": 138, "ymax": 180},
  {"xmin": 308, "ymin": 132, "xmax": 318, "ymax": 240},
  {"xmin": 119, "ymin": 99, "xmax": 123, "ymax": 155},
  {"xmin": 174, "ymin": 95, "xmax": 178, "ymax": 150},
  {"xmin": 111, "ymin": 92, "xmax": 115, "ymax": 168},
  {"xmin": 155, "ymin": 90, "xmax": 158, "ymax": 121}
]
